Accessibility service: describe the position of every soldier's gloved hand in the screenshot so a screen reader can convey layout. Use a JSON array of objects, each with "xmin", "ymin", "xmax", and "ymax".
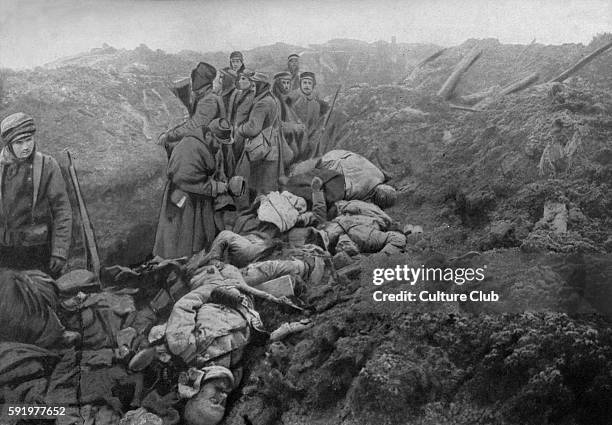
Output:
[
  {"xmin": 49, "ymin": 256, "xmax": 66, "ymax": 275},
  {"xmin": 157, "ymin": 131, "xmax": 169, "ymax": 146}
]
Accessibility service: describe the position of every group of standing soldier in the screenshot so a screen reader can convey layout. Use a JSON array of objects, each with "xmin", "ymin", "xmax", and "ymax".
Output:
[
  {"xmin": 0, "ymin": 51, "xmax": 330, "ymax": 276},
  {"xmin": 0, "ymin": 48, "xmax": 405, "ymax": 425},
  {"xmin": 153, "ymin": 52, "xmax": 330, "ymax": 260}
]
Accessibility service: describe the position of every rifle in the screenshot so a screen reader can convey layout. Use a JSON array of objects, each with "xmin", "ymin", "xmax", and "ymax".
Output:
[
  {"xmin": 236, "ymin": 282, "xmax": 304, "ymax": 312},
  {"xmin": 189, "ymin": 266, "xmax": 304, "ymax": 311},
  {"xmin": 314, "ymin": 84, "xmax": 342, "ymax": 156},
  {"xmin": 66, "ymin": 151, "xmax": 101, "ymax": 279}
]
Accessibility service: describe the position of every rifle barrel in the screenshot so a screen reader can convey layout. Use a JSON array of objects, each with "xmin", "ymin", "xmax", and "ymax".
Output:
[{"xmin": 66, "ymin": 151, "xmax": 101, "ymax": 279}]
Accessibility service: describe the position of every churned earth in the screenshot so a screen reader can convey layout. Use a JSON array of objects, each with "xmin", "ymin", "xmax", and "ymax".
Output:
[
  {"xmin": 1, "ymin": 35, "xmax": 612, "ymax": 424},
  {"xmin": 224, "ymin": 36, "xmax": 612, "ymax": 425}
]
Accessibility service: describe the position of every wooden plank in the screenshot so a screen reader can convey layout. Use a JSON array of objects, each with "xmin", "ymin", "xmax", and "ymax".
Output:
[
  {"xmin": 549, "ymin": 40, "xmax": 612, "ymax": 83},
  {"xmin": 448, "ymin": 103, "xmax": 481, "ymax": 112},
  {"xmin": 402, "ymin": 48, "xmax": 448, "ymax": 83},
  {"xmin": 499, "ymin": 72, "xmax": 540, "ymax": 96},
  {"xmin": 437, "ymin": 47, "xmax": 482, "ymax": 100}
]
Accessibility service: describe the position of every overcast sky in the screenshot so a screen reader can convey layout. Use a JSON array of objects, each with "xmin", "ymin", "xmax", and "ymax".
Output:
[{"xmin": 0, "ymin": 0, "xmax": 610, "ymax": 69}]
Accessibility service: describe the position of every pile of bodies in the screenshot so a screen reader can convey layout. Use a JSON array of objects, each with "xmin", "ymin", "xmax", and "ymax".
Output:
[
  {"xmin": 0, "ymin": 51, "xmax": 410, "ymax": 425},
  {"xmin": 0, "ymin": 150, "xmax": 407, "ymax": 425}
]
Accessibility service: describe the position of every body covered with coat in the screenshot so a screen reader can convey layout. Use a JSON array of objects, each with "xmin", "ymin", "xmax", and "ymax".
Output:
[{"xmin": 319, "ymin": 149, "xmax": 386, "ymax": 201}]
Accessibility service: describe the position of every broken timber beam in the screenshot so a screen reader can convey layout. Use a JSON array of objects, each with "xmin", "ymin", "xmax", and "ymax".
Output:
[
  {"xmin": 403, "ymin": 48, "xmax": 448, "ymax": 83},
  {"xmin": 456, "ymin": 86, "xmax": 500, "ymax": 105},
  {"xmin": 548, "ymin": 40, "xmax": 612, "ymax": 83},
  {"xmin": 437, "ymin": 46, "xmax": 482, "ymax": 100},
  {"xmin": 471, "ymin": 72, "xmax": 539, "ymax": 111},
  {"xmin": 448, "ymin": 104, "xmax": 481, "ymax": 112},
  {"xmin": 499, "ymin": 71, "xmax": 539, "ymax": 96}
]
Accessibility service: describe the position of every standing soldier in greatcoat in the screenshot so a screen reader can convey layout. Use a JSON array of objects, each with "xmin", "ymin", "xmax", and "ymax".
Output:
[{"xmin": 0, "ymin": 112, "xmax": 72, "ymax": 277}]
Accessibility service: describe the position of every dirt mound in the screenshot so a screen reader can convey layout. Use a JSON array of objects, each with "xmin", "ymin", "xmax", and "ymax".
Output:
[
  {"xmin": 215, "ymin": 39, "xmax": 611, "ymax": 424},
  {"xmin": 406, "ymin": 34, "xmax": 612, "ymax": 98},
  {"xmin": 0, "ymin": 61, "xmax": 186, "ymax": 265},
  {"xmin": 225, "ymin": 250, "xmax": 612, "ymax": 424},
  {"xmin": 335, "ymin": 76, "xmax": 612, "ymax": 255},
  {"xmin": 2, "ymin": 37, "xmax": 612, "ymax": 425}
]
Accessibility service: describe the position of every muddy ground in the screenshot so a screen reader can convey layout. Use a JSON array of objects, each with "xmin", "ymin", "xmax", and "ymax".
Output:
[
  {"xmin": 223, "ymin": 37, "xmax": 612, "ymax": 425},
  {"xmin": 1, "ymin": 36, "xmax": 612, "ymax": 424}
]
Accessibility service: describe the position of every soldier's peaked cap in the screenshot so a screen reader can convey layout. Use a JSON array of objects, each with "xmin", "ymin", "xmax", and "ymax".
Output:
[
  {"xmin": 250, "ymin": 71, "xmax": 270, "ymax": 84},
  {"xmin": 299, "ymin": 71, "xmax": 316, "ymax": 82},
  {"xmin": 273, "ymin": 71, "xmax": 292, "ymax": 80}
]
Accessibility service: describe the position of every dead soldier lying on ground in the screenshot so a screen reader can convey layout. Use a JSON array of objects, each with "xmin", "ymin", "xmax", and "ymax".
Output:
[
  {"xmin": 225, "ymin": 175, "xmax": 405, "ymax": 258},
  {"xmin": 290, "ymin": 148, "xmax": 398, "ymax": 210},
  {"xmin": 0, "ymin": 255, "xmax": 320, "ymax": 425},
  {"xmin": 0, "ymin": 268, "xmax": 156, "ymax": 424},
  {"xmin": 180, "ymin": 171, "xmax": 334, "ymax": 275},
  {"xmin": 122, "ymin": 251, "xmax": 325, "ymax": 425}
]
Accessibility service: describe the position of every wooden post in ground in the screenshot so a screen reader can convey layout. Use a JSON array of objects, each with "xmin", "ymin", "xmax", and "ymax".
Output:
[
  {"xmin": 402, "ymin": 48, "xmax": 447, "ymax": 83},
  {"xmin": 437, "ymin": 46, "xmax": 482, "ymax": 100},
  {"xmin": 499, "ymin": 72, "xmax": 540, "ymax": 96},
  {"xmin": 448, "ymin": 103, "xmax": 481, "ymax": 112},
  {"xmin": 472, "ymin": 72, "xmax": 540, "ymax": 110},
  {"xmin": 548, "ymin": 40, "xmax": 612, "ymax": 83},
  {"xmin": 456, "ymin": 86, "xmax": 500, "ymax": 105}
]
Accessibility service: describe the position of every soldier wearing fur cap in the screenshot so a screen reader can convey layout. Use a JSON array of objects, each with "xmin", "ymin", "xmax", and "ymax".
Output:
[
  {"xmin": 158, "ymin": 62, "xmax": 225, "ymax": 149},
  {"xmin": 0, "ymin": 112, "xmax": 72, "ymax": 276}
]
